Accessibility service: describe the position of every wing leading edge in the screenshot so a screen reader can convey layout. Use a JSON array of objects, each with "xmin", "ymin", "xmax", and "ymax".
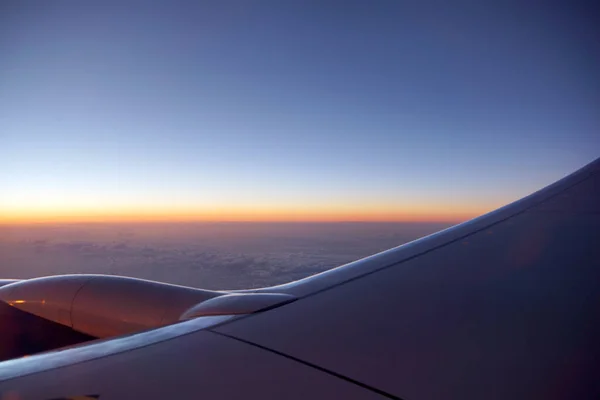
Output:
[{"xmin": 215, "ymin": 157, "xmax": 600, "ymax": 399}]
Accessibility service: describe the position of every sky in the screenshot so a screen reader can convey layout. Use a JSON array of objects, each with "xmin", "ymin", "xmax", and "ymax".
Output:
[{"xmin": 1, "ymin": 2, "xmax": 598, "ymax": 223}]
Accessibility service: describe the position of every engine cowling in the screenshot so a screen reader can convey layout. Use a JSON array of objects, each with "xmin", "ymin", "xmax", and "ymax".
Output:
[{"xmin": 0, "ymin": 275, "xmax": 220, "ymax": 338}]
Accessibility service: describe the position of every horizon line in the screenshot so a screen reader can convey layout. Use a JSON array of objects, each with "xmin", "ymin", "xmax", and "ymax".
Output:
[{"xmin": 0, "ymin": 217, "xmax": 470, "ymax": 226}]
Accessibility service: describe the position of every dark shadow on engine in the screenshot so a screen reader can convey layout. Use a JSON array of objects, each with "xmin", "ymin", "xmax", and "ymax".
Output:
[{"xmin": 0, "ymin": 301, "xmax": 95, "ymax": 362}]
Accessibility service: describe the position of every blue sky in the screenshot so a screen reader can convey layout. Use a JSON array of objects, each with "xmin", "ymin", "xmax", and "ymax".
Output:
[{"xmin": 0, "ymin": 2, "xmax": 598, "ymax": 222}]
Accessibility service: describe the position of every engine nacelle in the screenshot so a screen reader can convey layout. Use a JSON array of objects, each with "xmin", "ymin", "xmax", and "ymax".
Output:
[{"xmin": 0, "ymin": 275, "xmax": 220, "ymax": 338}]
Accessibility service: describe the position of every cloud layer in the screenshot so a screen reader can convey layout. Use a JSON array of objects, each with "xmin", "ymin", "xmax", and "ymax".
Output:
[{"xmin": 0, "ymin": 222, "xmax": 452, "ymax": 290}]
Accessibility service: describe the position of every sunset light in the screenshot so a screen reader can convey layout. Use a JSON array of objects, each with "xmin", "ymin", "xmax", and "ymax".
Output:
[
  {"xmin": 1, "ymin": 4, "xmax": 597, "ymax": 226},
  {"xmin": 0, "ymin": 3, "xmax": 597, "ymax": 395}
]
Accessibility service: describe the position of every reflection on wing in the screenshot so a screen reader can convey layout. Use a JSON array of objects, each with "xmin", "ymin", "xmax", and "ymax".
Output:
[{"xmin": 216, "ymin": 158, "xmax": 600, "ymax": 399}]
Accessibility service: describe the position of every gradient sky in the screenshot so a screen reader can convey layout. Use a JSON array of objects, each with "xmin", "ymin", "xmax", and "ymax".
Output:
[{"xmin": 1, "ymin": 2, "xmax": 598, "ymax": 223}]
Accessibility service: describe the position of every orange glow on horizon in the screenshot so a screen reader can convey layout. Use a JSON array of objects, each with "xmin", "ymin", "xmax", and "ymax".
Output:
[{"xmin": 0, "ymin": 203, "xmax": 495, "ymax": 225}]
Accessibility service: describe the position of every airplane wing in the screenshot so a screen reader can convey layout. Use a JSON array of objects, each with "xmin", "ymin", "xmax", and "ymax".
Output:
[{"xmin": 0, "ymin": 158, "xmax": 598, "ymax": 399}]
